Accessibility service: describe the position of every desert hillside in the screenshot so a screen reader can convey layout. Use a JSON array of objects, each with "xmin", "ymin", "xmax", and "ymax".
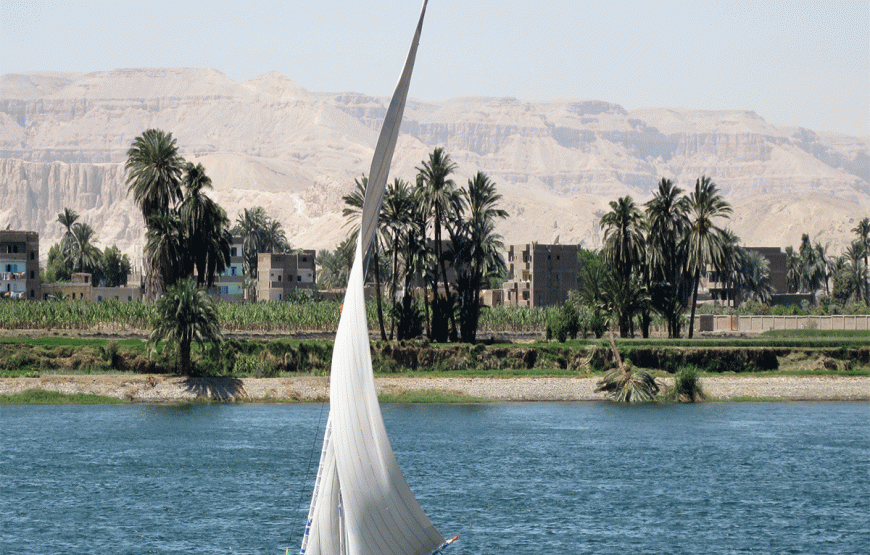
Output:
[{"xmin": 1, "ymin": 68, "xmax": 867, "ymax": 264}]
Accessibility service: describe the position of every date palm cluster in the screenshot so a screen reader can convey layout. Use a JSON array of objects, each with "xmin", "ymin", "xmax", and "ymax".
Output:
[
  {"xmin": 125, "ymin": 129, "xmax": 232, "ymax": 300},
  {"xmin": 45, "ymin": 208, "xmax": 131, "ymax": 288},
  {"xmin": 594, "ymin": 176, "xmax": 770, "ymax": 339},
  {"xmin": 787, "ymin": 218, "xmax": 870, "ymax": 305},
  {"xmin": 327, "ymin": 147, "xmax": 508, "ymax": 343}
]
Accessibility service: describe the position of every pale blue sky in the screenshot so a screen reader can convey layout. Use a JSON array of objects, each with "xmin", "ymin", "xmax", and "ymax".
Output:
[{"xmin": 2, "ymin": 0, "xmax": 868, "ymax": 136}]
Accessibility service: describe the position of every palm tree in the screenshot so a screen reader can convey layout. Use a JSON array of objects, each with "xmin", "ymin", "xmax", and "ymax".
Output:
[
  {"xmin": 400, "ymin": 186, "xmax": 435, "ymax": 340},
  {"xmin": 740, "ymin": 249, "xmax": 775, "ymax": 304},
  {"xmin": 149, "ymin": 279, "xmax": 222, "ymax": 376},
  {"xmin": 683, "ymin": 176, "xmax": 732, "ymax": 338},
  {"xmin": 70, "ymin": 222, "xmax": 101, "ymax": 274},
  {"xmin": 798, "ymin": 233, "xmax": 823, "ymax": 297},
  {"xmin": 845, "ymin": 240, "xmax": 867, "ymax": 303},
  {"xmin": 235, "ymin": 207, "xmax": 268, "ymax": 297},
  {"xmin": 715, "ymin": 228, "xmax": 745, "ymax": 307},
  {"xmin": 382, "ymin": 178, "xmax": 415, "ymax": 339},
  {"xmin": 600, "ymin": 196, "xmax": 646, "ymax": 337},
  {"xmin": 852, "ymin": 217, "xmax": 870, "ymax": 299},
  {"xmin": 57, "ymin": 208, "xmax": 79, "ymax": 259},
  {"xmin": 453, "ymin": 171, "xmax": 508, "ymax": 342},
  {"xmin": 417, "ymin": 148, "xmax": 463, "ymax": 342},
  {"xmin": 316, "ymin": 237, "xmax": 356, "ymax": 290},
  {"xmin": 785, "ymin": 246, "xmax": 800, "ymax": 293},
  {"xmin": 178, "ymin": 162, "xmax": 231, "ymax": 287},
  {"xmin": 815, "ymin": 242, "xmax": 833, "ymax": 296},
  {"xmin": 644, "ymin": 178, "xmax": 690, "ymax": 337},
  {"xmin": 852, "ymin": 217, "xmax": 870, "ymax": 270},
  {"xmin": 144, "ymin": 210, "xmax": 185, "ymax": 295},
  {"xmin": 125, "ymin": 129, "xmax": 184, "ymax": 301},
  {"xmin": 125, "ymin": 129, "xmax": 184, "ymax": 220},
  {"xmin": 262, "ymin": 219, "xmax": 290, "ymax": 254},
  {"xmin": 342, "ymin": 175, "xmax": 388, "ymax": 340},
  {"xmin": 595, "ymin": 329, "xmax": 659, "ymax": 403}
]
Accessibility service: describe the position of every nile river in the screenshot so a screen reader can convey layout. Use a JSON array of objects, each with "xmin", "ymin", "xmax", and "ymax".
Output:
[{"xmin": 1, "ymin": 402, "xmax": 868, "ymax": 554}]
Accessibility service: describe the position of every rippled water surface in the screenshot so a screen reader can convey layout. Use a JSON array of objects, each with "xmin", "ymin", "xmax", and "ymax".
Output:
[{"xmin": 2, "ymin": 402, "xmax": 868, "ymax": 554}]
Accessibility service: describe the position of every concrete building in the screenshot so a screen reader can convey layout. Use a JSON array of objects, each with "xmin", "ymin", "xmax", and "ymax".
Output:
[
  {"xmin": 257, "ymin": 250, "xmax": 316, "ymax": 301},
  {"xmin": 206, "ymin": 236, "xmax": 246, "ymax": 302},
  {"xmin": 42, "ymin": 272, "xmax": 144, "ymax": 302},
  {"xmin": 503, "ymin": 243, "xmax": 578, "ymax": 307},
  {"xmin": 0, "ymin": 230, "xmax": 40, "ymax": 301}
]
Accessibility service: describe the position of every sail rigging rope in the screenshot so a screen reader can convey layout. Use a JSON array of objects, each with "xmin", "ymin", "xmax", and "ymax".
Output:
[{"xmin": 296, "ymin": 385, "xmax": 329, "ymax": 528}]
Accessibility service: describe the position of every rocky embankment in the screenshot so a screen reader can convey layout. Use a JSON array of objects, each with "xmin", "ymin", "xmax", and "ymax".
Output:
[{"xmin": 1, "ymin": 374, "xmax": 868, "ymax": 403}]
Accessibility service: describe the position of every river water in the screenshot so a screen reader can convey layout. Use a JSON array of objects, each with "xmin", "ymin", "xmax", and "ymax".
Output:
[{"xmin": 1, "ymin": 402, "xmax": 868, "ymax": 554}]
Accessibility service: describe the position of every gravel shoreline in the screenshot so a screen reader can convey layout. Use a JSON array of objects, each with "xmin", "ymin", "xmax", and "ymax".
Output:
[{"xmin": 1, "ymin": 374, "xmax": 868, "ymax": 403}]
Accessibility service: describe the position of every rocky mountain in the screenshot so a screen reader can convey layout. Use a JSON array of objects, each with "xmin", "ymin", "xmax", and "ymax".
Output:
[{"xmin": 1, "ymin": 68, "xmax": 867, "ymax": 265}]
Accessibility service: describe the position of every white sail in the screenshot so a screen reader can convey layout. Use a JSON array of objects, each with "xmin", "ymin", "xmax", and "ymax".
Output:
[{"xmin": 300, "ymin": 2, "xmax": 449, "ymax": 554}]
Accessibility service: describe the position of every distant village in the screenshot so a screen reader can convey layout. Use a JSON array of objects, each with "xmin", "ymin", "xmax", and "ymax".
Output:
[{"xmin": 1, "ymin": 227, "xmax": 795, "ymax": 310}]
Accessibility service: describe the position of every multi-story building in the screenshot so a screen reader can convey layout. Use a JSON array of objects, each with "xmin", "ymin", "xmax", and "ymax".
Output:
[
  {"xmin": 207, "ymin": 236, "xmax": 246, "ymax": 302},
  {"xmin": 502, "ymin": 243, "xmax": 578, "ymax": 307},
  {"xmin": 0, "ymin": 230, "xmax": 40, "ymax": 301},
  {"xmin": 257, "ymin": 250, "xmax": 316, "ymax": 302}
]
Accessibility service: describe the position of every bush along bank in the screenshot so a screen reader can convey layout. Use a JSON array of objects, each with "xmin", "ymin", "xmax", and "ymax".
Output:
[{"xmin": 2, "ymin": 337, "xmax": 868, "ymax": 377}]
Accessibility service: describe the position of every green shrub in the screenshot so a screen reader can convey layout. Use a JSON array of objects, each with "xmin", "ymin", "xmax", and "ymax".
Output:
[
  {"xmin": 547, "ymin": 303, "xmax": 579, "ymax": 343},
  {"xmin": 671, "ymin": 364, "xmax": 705, "ymax": 402}
]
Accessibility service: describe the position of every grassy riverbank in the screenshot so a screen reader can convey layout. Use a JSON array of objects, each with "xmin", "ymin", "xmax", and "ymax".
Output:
[
  {"xmin": 2, "ymin": 330, "xmax": 869, "ymax": 379},
  {"xmin": 1, "ymin": 329, "xmax": 869, "ymax": 403}
]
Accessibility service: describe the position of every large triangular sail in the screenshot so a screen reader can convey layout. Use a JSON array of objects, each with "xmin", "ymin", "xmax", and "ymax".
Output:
[{"xmin": 300, "ymin": 2, "xmax": 451, "ymax": 554}]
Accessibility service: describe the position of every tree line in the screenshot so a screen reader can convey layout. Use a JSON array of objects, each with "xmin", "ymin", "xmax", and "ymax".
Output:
[
  {"xmin": 561, "ymin": 180, "xmax": 870, "ymax": 340},
  {"xmin": 44, "ymin": 207, "xmax": 132, "ymax": 288},
  {"xmin": 320, "ymin": 147, "xmax": 508, "ymax": 344},
  {"xmin": 784, "ymin": 219, "xmax": 870, "ymax": 306},
  {"xmin": 567, "ymin": 177, "xmax": 775, "ymax": 339}
]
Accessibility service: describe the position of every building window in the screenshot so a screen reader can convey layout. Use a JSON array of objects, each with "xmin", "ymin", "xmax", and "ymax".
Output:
[
  {"xmin": 30, "ymin": 289, "xmax": 35, "ymax": 298},
  {"xmin": 128, "ymin": 296, "xmax": 133, "ymax": 302},
  {"xmin": 231, "ymin": 267, "xmax": 237, "ymax": 276},
  {"xmin": 30, "ymin": 251, "xmax": 35, "ymax": 260},
  {"xmin": 231, "ymin": 247, "xmax": 238, "ymax": 256},
  {"xmin": 297, "ymin": 275, "xmax": 301, "ymax": 282},
  {"xmin": 29, "ymin": 271, "xmax": 35, "ymax": 279},
  {"xmin": 97, "ymin": 296, "xmax": 103, "ymax": 301},
  {"xmin": 278, "ymin": 275, "xmax": 282, "ymax": 282},
  {"xmin": 302, "ymin": 257, "xmax": 307, "ymax": 262}
]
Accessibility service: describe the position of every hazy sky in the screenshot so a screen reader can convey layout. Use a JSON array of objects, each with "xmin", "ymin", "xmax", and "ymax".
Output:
[{"xmin": 2, "ymin": 0, "xmax": 868, "ymax": 136}]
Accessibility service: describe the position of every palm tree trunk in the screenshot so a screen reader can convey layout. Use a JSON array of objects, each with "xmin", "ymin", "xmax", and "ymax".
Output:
[
  {"xmin": 180, "ymin": 339, "xmax": 192, "ymax": 376},
  {"xmin": 688, "ymin": 268, "xmax": 700, "ymax": 339},
  {"xmin": 423, "ymin": 280, "xmax": 431, "ymax": 339},
  {"xmin": 372, "ymin": 247, "xmax": 387, "ymax": 341},
  {"xmin": 389, "ymin": 237, "xmax": 400, "ymax": 341},
  {"xmin": 431, "ymin": 213, "xmax": 448, "ymax": 342}
]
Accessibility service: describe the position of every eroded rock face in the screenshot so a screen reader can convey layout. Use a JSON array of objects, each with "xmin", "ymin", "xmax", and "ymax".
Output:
[{"xmin": 1, "ymin": 68, "xmax": 868, "ymax": 262}]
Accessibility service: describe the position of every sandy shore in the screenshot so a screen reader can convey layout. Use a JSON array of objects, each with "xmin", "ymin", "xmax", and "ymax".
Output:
[{"xmin": 1, "ymin": 374, "xmax": 868, "ymax": 403}]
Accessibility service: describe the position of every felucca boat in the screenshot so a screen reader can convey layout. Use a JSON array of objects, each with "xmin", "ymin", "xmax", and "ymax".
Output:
[{"xmin": 299, "ymin": 2, "xmax": 457, "ymax": 554}]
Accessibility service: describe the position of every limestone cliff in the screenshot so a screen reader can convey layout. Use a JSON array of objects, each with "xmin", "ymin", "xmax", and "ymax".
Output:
[{"xmin": 1, "ymin": 68, "xmax": 867, "ymax": 263}]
